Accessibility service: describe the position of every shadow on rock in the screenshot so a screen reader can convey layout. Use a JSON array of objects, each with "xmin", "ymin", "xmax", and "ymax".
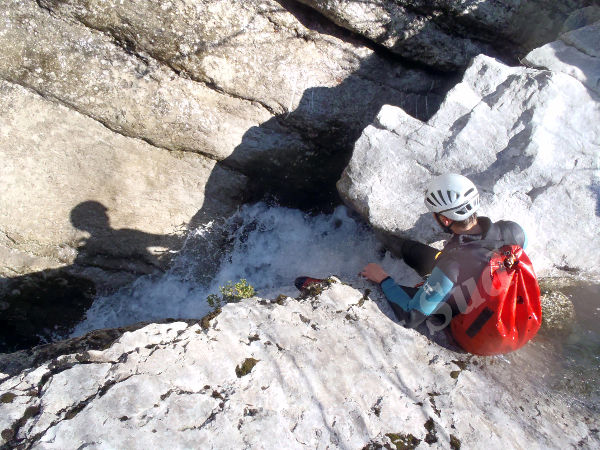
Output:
[
  {"xmin": 0, "ymin": 200, "xmax": 184, "ymax": 353},
  {"xmin": 70, "ymin": 200, "xmax": 180, "ymax": 274},
  {"xmin": 1, "ymin": 2, "xmax": 455, "ymax": 355},
  {"xmin": 0, "ymin": 269, "xmax": 95, "ymax": 353}
]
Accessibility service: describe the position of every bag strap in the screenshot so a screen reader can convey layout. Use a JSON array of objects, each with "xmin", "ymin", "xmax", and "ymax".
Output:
[{"xmin": 439, "ymin": 238, "xmax": 509, "ymax": 260}]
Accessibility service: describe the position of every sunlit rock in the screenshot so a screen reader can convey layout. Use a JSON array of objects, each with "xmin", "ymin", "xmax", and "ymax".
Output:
[
  {"xmin": 296, "ymin": 0, "xmax": 591, "ymax": 70},
  {"xmin": 0, "ymin": 282, "xmax": 596, "ymax": 448},
  {"xmin": 338, "ymin": 30, "xmax": 600, "ymax": 280},
  {"xmin": 525, "ymin": 21, "xmax": 600, "ymax": 96}
]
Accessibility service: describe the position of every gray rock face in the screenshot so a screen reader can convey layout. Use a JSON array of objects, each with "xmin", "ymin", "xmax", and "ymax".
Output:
[
  {"xmin": 0, "ymin": 282, "xmax": 597, "ymax": 448},
  {"xmin": 0, "ymin": 0, "xmax": 445, "ymax": 187},
  {"xmin": 337, "ymin": 27, "xmax": 600, "ymax": 279},
  {"xmin": 296, "ymin": 0, "xmax": 592, "ymax": 70},
  {"xmin": 0, "ymin": 0, "xmax": 447, "ymax": 282},
  {"xmin": 0, "ymin": 81, "xmax": 246, "ymax": 277}
]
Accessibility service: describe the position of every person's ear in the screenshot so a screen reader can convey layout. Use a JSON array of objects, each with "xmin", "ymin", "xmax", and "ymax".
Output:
[{"xmin": 439, "ymin": 214, "xmax": 452, "ymax": 226}]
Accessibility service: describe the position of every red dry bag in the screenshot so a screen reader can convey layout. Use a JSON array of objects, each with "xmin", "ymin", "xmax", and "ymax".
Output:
[{"xmin": 450, "ymin": 245, "xmax": 542, "ymax": 356}]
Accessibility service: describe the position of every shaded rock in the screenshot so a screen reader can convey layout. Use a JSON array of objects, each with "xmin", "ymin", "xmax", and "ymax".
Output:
[
  {"xmin": 0, "ymin": 270, "xmax": 95, "ymax": 353},
  {"xmin": 296, "ymin": 0, "xmax": 592, "ymax": 70},
  {"xmin": 337, "ymin": 36, "xmax": 600, "ymax": 278},
  {"xmin": 0, "ymin": 282, "xmax": 596, "ymax": 448},
  {"xmin": 561, "ymin": 6, "xmax": 600, "ymax": 32}
]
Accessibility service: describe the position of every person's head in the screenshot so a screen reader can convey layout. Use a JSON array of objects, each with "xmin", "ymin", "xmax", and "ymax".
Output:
[{"xmin": 424, "ymin": 173, "xmax": 480, "ymax": 233}]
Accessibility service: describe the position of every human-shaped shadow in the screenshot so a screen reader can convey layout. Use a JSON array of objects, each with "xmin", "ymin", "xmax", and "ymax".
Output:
[
  {"xmin": 1, "ymin": 1, "xmax": 456, "ymax": 355},
  {"xmin": 70, "ymin": 201, "xmax": 181, "ymax": 275},
  {"xmin": 0, "ymin": 200, "xmax": 184, "ymax": 354}
]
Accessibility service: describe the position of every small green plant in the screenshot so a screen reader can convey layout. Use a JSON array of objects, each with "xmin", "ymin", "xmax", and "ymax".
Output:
[{"xmin": 207, "ymin": 279, "xmax": 256, "ymax": 309}]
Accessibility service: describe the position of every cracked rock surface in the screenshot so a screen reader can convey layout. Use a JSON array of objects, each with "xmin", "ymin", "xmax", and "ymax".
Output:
[
  {"xmin": 0, "ymin": 0, "xmax": 446, "ymax": 281},
  {"xmin": 0, "ymin": 281, "xmax": 596, "ymax": 448},
  {"xmin": 296, "ymin": 0, "xmax": 593, "ymax": 71},
  {"xmin": 0, "ymin": 79, "xmax": 247, "ymax": 278},
  {"xmin": 337, "ymin": 24, "xmax": 600, "ymax": 280}
]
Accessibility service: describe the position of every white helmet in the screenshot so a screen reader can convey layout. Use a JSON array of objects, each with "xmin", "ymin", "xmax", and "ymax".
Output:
[{"xmin": 424, "ymin": 173, "xmax": 480, "ymax": 221}]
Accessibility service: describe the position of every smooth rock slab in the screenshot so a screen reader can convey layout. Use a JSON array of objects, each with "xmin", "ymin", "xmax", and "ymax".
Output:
[
  {"xmin": 0, "ymin": 282, "xmax": 596, "ymax": 448},
  {"xmin": 338, "ymin": 50, "xmax": 600, "ymax": 280}
]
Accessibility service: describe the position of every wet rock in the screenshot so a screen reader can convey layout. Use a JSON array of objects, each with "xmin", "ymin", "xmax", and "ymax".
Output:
[
  {"xmin": 0, "ymin": 270, "xmax": 96, "ymax": 353},
  {"xmin": 539, "ymin": 284, "xmax": 577, "ymax": 337}
]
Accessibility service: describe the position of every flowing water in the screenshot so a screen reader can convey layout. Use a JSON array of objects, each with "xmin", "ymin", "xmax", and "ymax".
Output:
[
  {"xmin": 71, "ymin": 203, "xmax": 418, "ymax": 336},
  {"xmin": 70, "ymin": 203, "xmax": 600, "ymax": 415}
]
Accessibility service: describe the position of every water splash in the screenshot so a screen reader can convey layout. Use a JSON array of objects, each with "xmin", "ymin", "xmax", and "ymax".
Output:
[{"xmin": 71, "ymin": 203, "xmax": 417, "ymax": 336}]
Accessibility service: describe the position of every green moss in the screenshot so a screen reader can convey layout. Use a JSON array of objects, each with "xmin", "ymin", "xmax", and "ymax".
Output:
[
  {"xmin": 296, "ymin": 279, "xmax": 331, "ymax": 300},
  {"xmin": 385, "ymin": 432, "xmax": 421, "ymax": 450},
  {"xmin": 23, "ymin": 405, "xmax": 40, "ymax": 420},
  {"xmin": 451, "ymin": 360, "xmax": 467, "ymax": 370},
  {"xmin": 207, "ymin": 279, "xmax": 256, "ymax": 309},
  {"xmin": 235, "ymin": 358, "xmax": 259, "ymax": 378},
  {"xmin": 450, "ymin": 434, "xmax": 462, "ymax": 450},
  {"xmin": 424, "ymin": 418, "xmax": 438, "ymax": 444},
  {"xmin": 274, "ymin": 294, "xmax": 287, "ymax": 305},
  {"xmin": 424, "ymin": 418, "xmax": 435, "ymax": 432},
  {"xmin": 0, "ymin": 393, "xmax": 16, "ymax": 404},
  {"xmin": 358, "ymin": 289, "xmax": 371, "ymax": 307}
]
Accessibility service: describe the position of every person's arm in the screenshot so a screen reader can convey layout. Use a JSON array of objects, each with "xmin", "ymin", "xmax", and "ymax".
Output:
[
  {"xmin": 361, "ymin": 262, "xmax": 455, "ymax": 326},
  {"xmin": 380, "ymin": 267, "xmax": 455, "ymax": 328},
  {"xmin": 381, "ymin": 267, "xmax": 454, "ymax": 313}
]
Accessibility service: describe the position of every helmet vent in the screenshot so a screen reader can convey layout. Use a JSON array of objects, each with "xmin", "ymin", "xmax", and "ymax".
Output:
[
  {"xmin": 437, "ymin": 190, "xmax": 447, "ymax": 205},
  {"xmin": 464, "ymin": 188, "xmax": 475, "ymax": 197},
  {"xmin": 430, "ymin": 192, "xmax": 442, "ymax": 206},
  {"xmin": 426, "ymin": 198, "xmax": 435, "ymax": 206}
]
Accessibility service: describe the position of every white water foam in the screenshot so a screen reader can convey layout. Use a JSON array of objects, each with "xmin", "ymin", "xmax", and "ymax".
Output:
[{"xmin": 71, "ymin": 203, "xmax": 420, "ymax": 336}]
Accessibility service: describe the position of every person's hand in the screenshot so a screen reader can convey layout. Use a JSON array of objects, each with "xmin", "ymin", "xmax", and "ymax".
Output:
[{"xmin": 360, "ymin": 263, "xmax": 389, "ymax": 284}]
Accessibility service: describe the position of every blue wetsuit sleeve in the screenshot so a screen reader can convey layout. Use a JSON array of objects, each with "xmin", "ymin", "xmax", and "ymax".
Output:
[
  {"xmin": 381, "ymin": 267, "xmax": 454, "ymax": 316},
  {"xmin": 380, "ymin": 277, "xmax": 412, "ymax": 310}
]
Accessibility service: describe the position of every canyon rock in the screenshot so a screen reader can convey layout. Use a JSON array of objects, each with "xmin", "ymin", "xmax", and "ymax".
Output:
[
  {"xmin": 0, "ymin": 281, "xmax": 596, "ymax": 448},
  {"xmin": 0, "ymin": 0, "xmax": 446, "ymax": 283},
  {"xmin": 338, "ymin": 24, "xmax": 600, "ymax": 280},
  {"xmin": 296, "ymin": 0, "xmax": 593, "ymax": 70}
]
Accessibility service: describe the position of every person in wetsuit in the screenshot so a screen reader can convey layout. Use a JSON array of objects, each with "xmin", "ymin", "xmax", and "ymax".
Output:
[{"xmin": 361, "ymin": 173, "xmax": 527, "ymax": 331}]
